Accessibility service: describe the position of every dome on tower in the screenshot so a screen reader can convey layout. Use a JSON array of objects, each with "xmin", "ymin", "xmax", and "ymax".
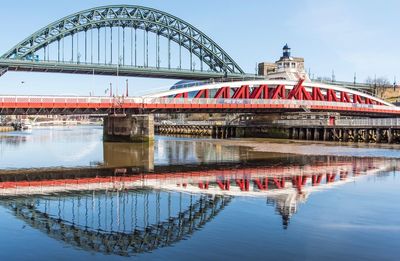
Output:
[{"xmin": 282, "ymin": 44, "xmax": 291, "ymax": 58}]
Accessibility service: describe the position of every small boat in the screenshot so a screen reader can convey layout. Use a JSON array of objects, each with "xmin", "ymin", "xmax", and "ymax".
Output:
[{"xmin": 21, "ymin": 123, "xmax": 33, "ymax": 131}]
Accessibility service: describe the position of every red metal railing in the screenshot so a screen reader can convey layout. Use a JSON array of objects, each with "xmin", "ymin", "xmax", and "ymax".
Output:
[{"xmin": 1, "ymin": 96, "xmax": 400, "ymax": 114}]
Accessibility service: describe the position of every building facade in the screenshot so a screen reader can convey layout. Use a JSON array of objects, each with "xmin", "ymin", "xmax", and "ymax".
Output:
[{"xmin": 258, "ymin": 44, "xmax": 310, "ymax": 82}]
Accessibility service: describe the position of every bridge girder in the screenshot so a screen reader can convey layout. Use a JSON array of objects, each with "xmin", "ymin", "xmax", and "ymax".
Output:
[{"xmin": 1, "ymin": 5, "xmax": 244, "ymax": 75}]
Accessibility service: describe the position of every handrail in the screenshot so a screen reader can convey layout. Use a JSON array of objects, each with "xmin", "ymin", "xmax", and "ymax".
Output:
[
  {"xmin": 273, "ymin": 118, "xmax": 400, "ymax": 127},
  {"xmin": 1, "ymin": 96, "xmax": 400, "ymax": 113},
  {"xmin": 336, "ymin": 118, "xmax": 400, "ymax": 127},
  {"xmin": 156, "ymin": 120, "xmax": 229, "ymax": 126}
]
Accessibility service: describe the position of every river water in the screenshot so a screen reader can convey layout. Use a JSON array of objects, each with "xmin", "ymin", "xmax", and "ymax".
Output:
[{"xmin": 0, "ymin": 126, "xmax": 399, "ymax": 261}]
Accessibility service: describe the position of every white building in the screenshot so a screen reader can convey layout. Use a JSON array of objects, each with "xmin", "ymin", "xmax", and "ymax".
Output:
[{"xmin": 258, "ymin": 44, "xmax": 310, "ymax": 82}]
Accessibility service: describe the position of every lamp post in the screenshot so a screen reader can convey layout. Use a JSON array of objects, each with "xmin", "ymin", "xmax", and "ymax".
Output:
[
  {"xmin": 116, "ymin": 56, "xmax": 122, "ymax": 97},
  {"xmin": 126, "ymin": 79, "xmax": 129, "ymax": 97}
]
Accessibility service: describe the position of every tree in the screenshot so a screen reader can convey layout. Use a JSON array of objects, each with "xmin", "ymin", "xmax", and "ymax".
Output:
[
  {"xmin": 365, "ymin": 76, "xmax": 392, "ymax": 96},
  {"xmin": 365, "ymin": 76, "xmax": 391, "ymax": 87}
]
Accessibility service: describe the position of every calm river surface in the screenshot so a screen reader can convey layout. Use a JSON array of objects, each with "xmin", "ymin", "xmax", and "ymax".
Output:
[{"xmin": 0, "ymin": 126, "xmax": 399, "ymax": 261}]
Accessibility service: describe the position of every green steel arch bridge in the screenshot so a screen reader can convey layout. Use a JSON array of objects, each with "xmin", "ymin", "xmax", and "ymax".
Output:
[{"xmin": 0, "ymin": 5, "xmax": 256, "ymax": 80}]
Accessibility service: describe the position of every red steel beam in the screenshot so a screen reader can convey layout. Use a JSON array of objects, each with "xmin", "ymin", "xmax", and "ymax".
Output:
[
  {"xmin": 312, "ymin": 87, "xmax": 325, "ymax": 101},
  {"xmin": 174, "ymin": 92, "xmax": 188, "ymax": 98},
  {"xmin": 326, "ymin": 89, "xmax": 339, "ymax": 102},
  {"xmin": 270, "ymin": 85, "xmax": 286, "ymax": 99},
  {"xmin": 194, "ymin": 89, "xmax": 209, "ymax": 98},
  {"xmin": 250, "ymin": 84, "xmax": 269, "ymax": 99},
  {"xmin": 253, "ymin": 177, "xmax": 268, "ymax": 190},
  {"xmin": 340, "ymin": 91, "xmax": 351, "ymax": 103},
  {"xmin": 287, "ymin": 79, "xmax": 311, "ymax": 100},
  {"xmin": 214, "ymin": 87, "xmax": 231, "ymax": 99},
  {"xmin": 232, "ymin": 85, "xmax": 250, "ymax": 99}
]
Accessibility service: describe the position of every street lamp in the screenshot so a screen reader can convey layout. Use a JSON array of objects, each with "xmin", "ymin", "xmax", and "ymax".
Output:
[
  {"xmin": 126, "ymin": 79, "xmax": 129, "ymax": 97},
  {"xmin": 116, "ymin": 56, "xmax": 122, "ymax": 97}
]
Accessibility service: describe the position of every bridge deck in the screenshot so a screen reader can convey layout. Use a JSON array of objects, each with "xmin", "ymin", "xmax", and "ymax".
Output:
[
  {"xmin": 1, "ymin": 96, "xmax": 400, "ymax": 116},
  {"xmin": 0, "ymin": 59, "xmax": 257, "ymax": 80}
]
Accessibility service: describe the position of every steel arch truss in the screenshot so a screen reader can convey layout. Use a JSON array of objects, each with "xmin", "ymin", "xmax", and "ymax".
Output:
[
  {"xmin": 150, "ymin": 79, "xmax": 392, "ymax": 107},
  {"xmin": 1, "ymin": 5, "xmax": 244, "ymax": 74}
]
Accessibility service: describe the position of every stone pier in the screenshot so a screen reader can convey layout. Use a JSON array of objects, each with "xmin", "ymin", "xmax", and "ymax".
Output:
[{"xmin": 103, "ymin": 114, "xmax": 154, "ymax": 142}]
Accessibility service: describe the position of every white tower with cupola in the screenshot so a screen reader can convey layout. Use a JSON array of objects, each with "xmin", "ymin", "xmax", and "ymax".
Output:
[{"xmin": 258, "ymin": 44, "xmax": 310, "ymax": 81}]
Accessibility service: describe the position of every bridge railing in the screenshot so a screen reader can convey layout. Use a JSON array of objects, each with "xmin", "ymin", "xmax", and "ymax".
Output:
[
  {"xmin": 272, "ymin": 119, "xmax": 329, "ymax": 126},
  {"xmin": 0, "ymin": 96, "xmax": 142, "ymax": 104},
  {"xmin": 156, "ymin": 120, "xmax": 228, "ymax": 126},
  {"xmin": 271, "ymin": 118, "xmax": 400, "ymax": 127},
  {"xmin": 140, "ymin": 97, "xmax": 398, "ymax": 110},
  {"xmin": 0, "ymin": 96, "xmax": 388, "ymax": 110},
  {"xmin": 335, "ymin": 118, "xmax": 400, "ymax": 127},
  {"xmin": 1, "ymin": 96, "xmax": 400, "ymax": 115}
]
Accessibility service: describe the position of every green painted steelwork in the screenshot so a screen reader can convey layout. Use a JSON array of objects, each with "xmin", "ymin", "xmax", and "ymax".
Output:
[
  {"xmin": 0, "ymin": 59, "xmax": 258, "ymax": 80},
  {"xmin": 1, "ymin": 5, "xmax": 244, "ymax": 75}
]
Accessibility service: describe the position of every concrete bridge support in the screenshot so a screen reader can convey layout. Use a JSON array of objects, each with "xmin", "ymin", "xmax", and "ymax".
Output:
[
  {"xmin": 354, "ymin": 129, "xmax": 360, "ymax": 142},
  {"xmin": 323, "ymin": 129, "xmax": 328, "ymax": 141},
  {"xmin": 103, "ymin": 114, "xmax": 154, "ymax": 142},
  {"xmin": 332, "ymin": 129, "xmax": 339, "ymax": 141},
  {"xmin": 291, "ymin": 128, "xmax": 297, "ymax": 139},
  {"xmin": 388, "ymin": 128, "xmax": 393, "ymax": 144},
  {"xmin": 299, "ymin": 128, "xmax": 305, "ymax": 140},
  {"xmin": 342, "ymin": 129, "xmax": 349, "ymax": 142},
  {"xmin": 305, "ymin": 128, "xmax": 311, "ymax": 140},
  {"xmin": 376, "ymin": 129, "xmax": 381, "ymax": 143},
  {"xmin": 314, "ymin": 128, "xmax": 321, "ymax": 141},
  {"xmin": 367, "ymin": 129, "xmax": 374, "ymax": 143}
]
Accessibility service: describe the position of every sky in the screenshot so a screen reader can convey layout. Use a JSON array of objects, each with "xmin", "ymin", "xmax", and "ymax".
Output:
[{"xmin": 0, "ymin": 0, "xmax": 399, "ymax": 96}]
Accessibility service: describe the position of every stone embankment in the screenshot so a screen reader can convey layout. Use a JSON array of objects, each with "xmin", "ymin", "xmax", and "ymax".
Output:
[{"xmin": 0, "ymin": 126, "xmax": 13, "ymax": 132}]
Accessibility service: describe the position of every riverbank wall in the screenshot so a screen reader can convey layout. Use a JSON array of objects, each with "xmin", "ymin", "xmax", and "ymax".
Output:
[
  {"xmin": 0, "ymin": 126, "xmax": 14, "ymax": 132},
  {"xmin": 155, "ymin": 124, "xmax": 289, "ymax": 139},
  {"xmin": 155, "ymin": 123, "xmax": 400, "ymax": 144}
]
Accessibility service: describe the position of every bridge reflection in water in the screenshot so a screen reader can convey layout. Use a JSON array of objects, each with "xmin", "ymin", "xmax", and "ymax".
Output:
[
  {"xmin": 0, "ymin": 155, "xmax": 397, "ymax": 256},
  {"xmin": 6, "ymin": 191, "xmax": 228, "ymax": 256},
  {"xmin": 103, "ymin": 138, "xmax": 253, "ymax": 170}
]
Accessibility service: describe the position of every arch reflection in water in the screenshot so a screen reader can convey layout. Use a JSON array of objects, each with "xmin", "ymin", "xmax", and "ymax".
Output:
[
  {"xmin": 0, "ymin": 156, "xmax": 397, "ymax": 255},
  {"xmin": 5, "ymin": 190, "xmax": 229, "ymax": 256}
]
